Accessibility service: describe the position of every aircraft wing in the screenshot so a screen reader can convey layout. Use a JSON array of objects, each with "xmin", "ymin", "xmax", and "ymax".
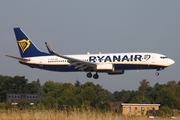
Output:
[
  {"xmin": 45, "ymin": 42, "xmax": 97, "ymax": 70},
  {"xmin": 5, "ymin": 55, "xmax": 30, "ymax": 61}
]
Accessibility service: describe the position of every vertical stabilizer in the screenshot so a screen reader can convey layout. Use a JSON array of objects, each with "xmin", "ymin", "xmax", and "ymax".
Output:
[{"xmin": 14, "ymin": 28, "xmax": 49, "ymax": 57}]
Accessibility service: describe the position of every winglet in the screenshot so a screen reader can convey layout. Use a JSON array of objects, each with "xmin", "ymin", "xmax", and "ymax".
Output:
[{"xmin": 45, "ymin": 42, "xmax": 54, "ymax": 54}]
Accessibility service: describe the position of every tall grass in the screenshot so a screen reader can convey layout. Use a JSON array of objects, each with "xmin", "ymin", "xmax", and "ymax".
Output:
[{"xmin": 0, "ymin": 108, "xmax": 177, "ymax": 120}]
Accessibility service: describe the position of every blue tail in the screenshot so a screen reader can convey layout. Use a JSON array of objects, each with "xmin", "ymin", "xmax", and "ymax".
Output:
[{"xmin": 14, "ymin": 28, "xmax": 50, "ymax": 57}]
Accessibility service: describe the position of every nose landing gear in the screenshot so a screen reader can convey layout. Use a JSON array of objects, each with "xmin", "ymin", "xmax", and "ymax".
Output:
[{"xmin": 155, "ymin": 71, "xmax": 159, "ymax": 76}]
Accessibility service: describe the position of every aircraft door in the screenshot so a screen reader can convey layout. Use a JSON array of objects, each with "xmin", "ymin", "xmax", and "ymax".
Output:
[
  {"xmin": 151, "ymin": 55, "xmax": 155, "ymax": 63},
  {"xmin": 39, "ymin": 58, "xmax": 43, "ymax": 68}
]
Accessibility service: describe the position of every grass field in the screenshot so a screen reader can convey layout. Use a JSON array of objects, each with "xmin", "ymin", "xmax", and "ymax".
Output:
[{"xmin": 0, "ymin": 108, "xmax": 177, "ymax": 120}]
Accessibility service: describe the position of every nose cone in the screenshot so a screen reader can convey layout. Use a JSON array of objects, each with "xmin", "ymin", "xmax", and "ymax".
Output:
[{"xmin": 169, "ymin": 59, "xmax": 175, "ymax": 66}]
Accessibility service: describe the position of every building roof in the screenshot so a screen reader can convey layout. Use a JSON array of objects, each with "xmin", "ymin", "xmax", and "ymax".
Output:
[{"xmin": 121, "ymin": 103, "xmax": 160, "ymax": 106}]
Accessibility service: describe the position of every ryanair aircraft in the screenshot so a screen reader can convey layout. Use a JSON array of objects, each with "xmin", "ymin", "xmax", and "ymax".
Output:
[{"xmin": 6, "ymin": 28, "xmax": 175, "ymax": 79}]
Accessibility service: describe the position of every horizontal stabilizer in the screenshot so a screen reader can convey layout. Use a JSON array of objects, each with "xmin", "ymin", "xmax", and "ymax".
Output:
[{"xmin": 5, "ymin": 55, "xmax": 30, "ymax": 61}]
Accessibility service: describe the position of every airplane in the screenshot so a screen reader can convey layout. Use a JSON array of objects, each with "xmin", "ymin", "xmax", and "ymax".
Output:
[{"xmin": 6, "ymin": 28, "xmax": 175, "ymax": 79}]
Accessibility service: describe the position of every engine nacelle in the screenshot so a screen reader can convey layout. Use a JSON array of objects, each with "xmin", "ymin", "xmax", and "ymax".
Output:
[
  {"xmin": 96, "ymin": 64, "xmax": 113, "ymax": 70},
  {"xmin": 107, "ymin": 64, "xmax": 125, "ymax": 75},
  {"xmin": 108, "ymin": 70, "xmax": 125, "ymax": 75},
  {"xmin": 96, "ymin": 64, "xmax": 125, "ymax": 75}
]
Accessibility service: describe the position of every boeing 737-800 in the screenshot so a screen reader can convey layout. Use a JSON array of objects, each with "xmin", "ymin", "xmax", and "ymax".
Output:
[{"xmin": 6, "ymin": 28, "xmax": 175, "ymax": 79}]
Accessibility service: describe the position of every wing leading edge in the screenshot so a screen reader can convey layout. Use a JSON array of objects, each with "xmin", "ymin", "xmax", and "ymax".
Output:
[{"xmin": 45, "ymin": 42, "xmax": 97, "ymax": 71}]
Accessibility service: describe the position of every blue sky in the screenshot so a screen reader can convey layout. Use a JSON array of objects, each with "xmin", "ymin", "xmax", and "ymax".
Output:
[{"xmin": 1, "ymin": 1, "xmax": 180, "ymax": 92}]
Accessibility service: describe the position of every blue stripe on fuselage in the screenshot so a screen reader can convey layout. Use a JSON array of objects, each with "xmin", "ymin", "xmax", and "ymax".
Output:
[{"xmin": 113, "ymin": 64, "xmax": 166, "ymax": 70}]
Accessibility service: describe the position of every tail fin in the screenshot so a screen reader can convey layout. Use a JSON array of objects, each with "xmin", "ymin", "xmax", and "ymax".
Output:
[{"xmin": 14, "ymin": 28, "xmax": 49, "ymax": 57}]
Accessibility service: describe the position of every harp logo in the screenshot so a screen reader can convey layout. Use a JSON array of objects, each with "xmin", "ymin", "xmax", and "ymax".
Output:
[{"xmin": 18, "ymin": 39, "xmax": 30, "ymax": 53}]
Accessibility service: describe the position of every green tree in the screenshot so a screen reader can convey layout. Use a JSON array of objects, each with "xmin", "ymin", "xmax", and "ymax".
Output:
[
  {"xmin": 113, "ymin": 90, "xmax": 137, "ymax": 102},
  {"xmin": 148, "ymin": 83, "xmax": 164, "ymax": 103},
  {"xmin": 138, "ymin": 79, "xmax": 151, "ymax": 103},
  {"xmin": 113, "ymin": 91, "xmax": 122, "ymax": 101},
  {"xmin": 17, "ymin": 100, "xmax": 30, "ymax": 109},
  {"xmin": 74, "ymin": 80, "xmax": 81, "ymax": 87},
  {"xmin": 36, "ymin": 78, "xmax": 41, "ymax": 94},
  {"xmin": 156, "ymin": 88, "xmax": 179, "ymax": 109},
  {"xmin": 81, "ymin": 87, "xmax": 97, "ymax": 102},
  {"xmin": 42, "ymin": 80, "xmax": 63, "ymax": 98},
  {"xmin": 121, "ymin": 92, "xmax": 130, "ymax": 103},
  {"xmin": 57, "ymin": 95, "xmax": 80, "ymax": 108},
  {"xmin": 138, "ymin": 79, "xmax": 150, "ymax": 96},
  {"xmin": 159, "ymin": 106, "xmax": 172, "ymax": 116},
  {"xmin": 35, "ymin": 96, "xmax": 58, "ymax": 109},
  {"xmin": 25, "ymin": 81, "xmax": 39, "ymax": 93},
  {"xmin": 0, "ymin": 75, "xmax": 30, "ymax": 102}
]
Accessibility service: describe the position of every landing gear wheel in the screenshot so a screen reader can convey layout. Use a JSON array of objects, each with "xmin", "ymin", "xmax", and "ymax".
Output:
[
  {"xmin": 86, "ymin": 72, "xmax": 92, "ymax": 78},
  {"xmin": 93, "ymin": 74, "xmax": 99, "ymax": 79},
  {"xmin": 155, "ymin": 72, "xmax": 159, "ymax": 76}
]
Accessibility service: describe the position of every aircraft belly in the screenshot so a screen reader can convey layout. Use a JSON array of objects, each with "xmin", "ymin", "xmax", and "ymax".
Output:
[{"xmin": 113, "ymin": 64, "xmax": 166, "ymax": 70}]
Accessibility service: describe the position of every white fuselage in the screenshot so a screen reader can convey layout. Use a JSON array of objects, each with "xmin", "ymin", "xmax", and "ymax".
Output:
[{"xmin": 20, "ymin": 52, "xmax": 174, "ymax": 73}]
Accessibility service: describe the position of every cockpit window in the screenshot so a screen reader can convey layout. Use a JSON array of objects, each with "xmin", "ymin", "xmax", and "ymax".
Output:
[{"xmin": 160, "ymin": 56, "xmax": 168, "ymax": 59}]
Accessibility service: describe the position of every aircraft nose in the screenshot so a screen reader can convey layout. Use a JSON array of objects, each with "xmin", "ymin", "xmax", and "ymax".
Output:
[{"xmin": 169, "ymin": 59, "xmax": 175, "ymax": 66}]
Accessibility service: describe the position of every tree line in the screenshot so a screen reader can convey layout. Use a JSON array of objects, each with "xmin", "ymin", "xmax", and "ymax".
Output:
[{"xmin": 0, "ymin": 75, "xmax": 180, "ymax": 111}]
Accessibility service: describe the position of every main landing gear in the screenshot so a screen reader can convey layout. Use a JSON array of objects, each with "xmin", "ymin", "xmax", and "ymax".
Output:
[{"xmin": 86, "ymin": 72, "xmax": 99, "ymax": 79}]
